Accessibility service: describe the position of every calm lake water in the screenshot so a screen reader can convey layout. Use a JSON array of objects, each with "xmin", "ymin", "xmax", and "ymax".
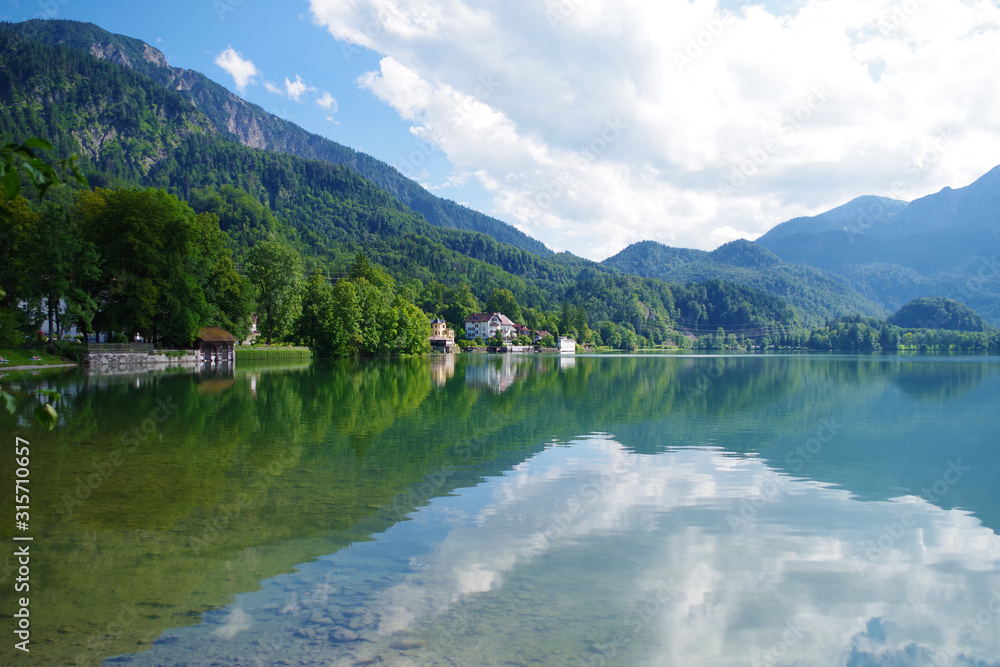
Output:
[{"xmin": 2, "ymin": 353, "xmax": 999, "ymax": 666}]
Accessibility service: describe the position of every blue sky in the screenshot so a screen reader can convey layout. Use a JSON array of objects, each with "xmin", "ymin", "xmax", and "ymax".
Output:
[{"xmin": 4, "ymin": 0, "xmax": 1000, "ymax": 260}]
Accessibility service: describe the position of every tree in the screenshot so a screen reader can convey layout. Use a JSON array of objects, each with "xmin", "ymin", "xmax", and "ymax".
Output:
[
  {"xmin": 245, "ymin": 239, "xmax": 303, "ymax": 344},
  {"xmin": 484, "ymin": 287, "xmax": 522, "ymax": 322},
  {"xmin": 192, "ymin": 212, "xmax": 253, "ymax": 340},
  {"xmin": 295, "ymin": 270, "xmax": 335, "ymax": 347},
  {"xmin": 79, "ymin": 188, "xmax": 209, "ymax": 346},
  {"xmin": 442, "ymin": 282, "xmax": 480, "ymax": 330},
  {"xmin": 22, "ymin": 203, "xmax": 99, "ymax": 340},
  {"xmin": 1, "ymin": 138, "xmax": 86, "ymax": 201}
]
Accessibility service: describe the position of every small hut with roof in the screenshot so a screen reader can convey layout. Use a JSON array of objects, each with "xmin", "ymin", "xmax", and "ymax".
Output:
[{"xmin": 195, "ymin": 326, "xmax": 237, "ymax": 364}]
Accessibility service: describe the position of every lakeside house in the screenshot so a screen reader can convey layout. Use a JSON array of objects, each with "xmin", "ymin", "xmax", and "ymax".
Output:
[
  {"xmin": 464, "ymin": 312, "xmax": 516, "ymax": 342},
  {"xmin": 429, "ymin": 318, "xmax": 457, "ymax": 353},
  {"xmin": 195, "ymin": 327, "xmax": 236, "ymax": 364},
  {"xmin": 558, "ymin": 336, "xmax": 576, "ymax": 354}
]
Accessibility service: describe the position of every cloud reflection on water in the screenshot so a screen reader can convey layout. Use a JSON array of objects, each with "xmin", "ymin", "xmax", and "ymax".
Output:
[{"xmin": 370, "ymin": 435, "xmax": 1000, "ymax": 666}]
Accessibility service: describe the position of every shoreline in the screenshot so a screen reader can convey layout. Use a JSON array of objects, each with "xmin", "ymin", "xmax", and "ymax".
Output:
[{"xmin": 0, "ymin": 363, "xmax": 80, "ymax": 372}]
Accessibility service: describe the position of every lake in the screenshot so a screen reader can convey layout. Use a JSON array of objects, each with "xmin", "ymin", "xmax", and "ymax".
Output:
[{"xmin": 2, "ymin": 353, "xmax": 999, "ymax": 666}]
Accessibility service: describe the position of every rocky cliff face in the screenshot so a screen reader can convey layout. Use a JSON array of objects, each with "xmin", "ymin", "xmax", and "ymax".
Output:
[{"xmin": 6, "ymin": 18, "xmax": 555, "ymax": 257}]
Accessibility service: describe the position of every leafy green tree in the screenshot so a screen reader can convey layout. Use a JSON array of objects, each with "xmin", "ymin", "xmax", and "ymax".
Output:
[
  {"xmin": 22, "ymin": 203, "xmax": 99, "ymax": 340},
  {"xmin": 312, "ymin": 258, "xmax": 429, "ymax": 357},
  {"xmin": 295, "ymin": 269, "xmax": 335, "ymax": 347},
  {"xmin": 320, "ymin": 280, "xmax": 361, "ymax": 357},
  {"xmin": 349, "ymin": 252, "xmax": 394, "ymax": 292},
  {"xmin": 392, "ymin": 296, "xmax": 431, "ymax": 355},
  {"xmin": 485, "ymin": 287, "xmax": 522, "ymax": 322},
  {"xmin": 79, "ymin": 188, "xmax": 208, "ymax": 345},
  {"xmin": 245, "ymin": 239, "xmax": 303, "ymax": 344},
  {"xmin": 1, "ymin": 138, "xmax": 86, "ymax": 201},
  {"xmin": 188, "ymin": 185, "xmax": 279, "ymax": 248},
  {"xmin": 191, "ymin": 212, "xmax": 253, "ymax": 340},
  {"xmin": 442, "ymin": 282, "xmax": 479, "ymax": 330},
  {"xmin": 0, "ymin": 197, "xmax": 39, "ymax": 342}
]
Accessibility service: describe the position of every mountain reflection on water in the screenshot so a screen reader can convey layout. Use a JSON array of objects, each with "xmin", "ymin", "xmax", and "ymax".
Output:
[{"xmin": 0, "ymin": 353, "xmax": 997, "ymax": 666}]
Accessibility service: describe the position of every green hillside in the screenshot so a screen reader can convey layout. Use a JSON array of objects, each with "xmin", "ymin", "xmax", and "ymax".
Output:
[
  {"xmin": 888, "ymin": 297, "xmax": 987, "ymax": 332},
  {"xmin": 0, "ymin": 21, "xmax": 802, "ymax": 348},
  {"xmin": 4, "ymin": 19, "xmax": 553, "ymax": 257},
  {"xmin": 602, "ymin": 239, "xmax": 887, "ymax": 326}
]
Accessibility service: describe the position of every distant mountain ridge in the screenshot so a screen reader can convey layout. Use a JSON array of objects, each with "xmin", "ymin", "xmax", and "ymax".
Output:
[
  {"xmin": 602, "ymin": 239, "xmax": 888, "ymax": 325},
  {"xmin": 4, "ymin": 19, "xmax": 551, "ymax": 257},
  {"xmin": 756, "ymin": 167, "xmax": 1000, "ymax": 322},
  {"xmin": 4, "ymin": 18, "xmax": 998, "ymax": 328}
]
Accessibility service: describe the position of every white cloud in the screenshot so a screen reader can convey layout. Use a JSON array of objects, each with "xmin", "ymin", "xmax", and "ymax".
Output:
[
  {"xmin": 284, "ymin": 74, "xmax": 316, "ymax": 102},
  {"xmin": 316, "ymin": 91, "xmax": 338, "ymax": 111},
  {"xmin": 310, "ymin": 0, "xmax": 1000, "ymax": 259},
  {"xmin": 263, "ymin": 81, "xmax": 282, "ymax": 95},
  {"xmin": 213, "ymin": 46, "xmax": 258, "ymax": 94},
  {"xmin": 365, "ymin": 437, "xmax": 1000, "ymax": 665}
]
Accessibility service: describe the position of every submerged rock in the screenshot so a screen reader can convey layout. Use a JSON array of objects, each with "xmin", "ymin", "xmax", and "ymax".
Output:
[{"xmin": 330, "ymin": 627, "xmax": 359, "ymax": 643}]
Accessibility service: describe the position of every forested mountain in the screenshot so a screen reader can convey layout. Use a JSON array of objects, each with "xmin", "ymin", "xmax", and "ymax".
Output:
[
  {"xmin": 3, "ymin": 19, "xmax": 552, "ymax": 257},
  {"xmin": 611, "ymin": 169, "xmax": 1000, "ymax": 327},
  {"xmin": 888, "ymin": 297, "xmax": 987, "ymax": 332},
  {"xmin": 0, "ymin": 20, "xmax": 803, "ymax": 347},
  {"xmin": 756, "ymin": 170, "xmax": 1000, "ymax": 322},
  {"xmin": 603, "ymin": 239, "xmax": 887, "ymax": 326}
]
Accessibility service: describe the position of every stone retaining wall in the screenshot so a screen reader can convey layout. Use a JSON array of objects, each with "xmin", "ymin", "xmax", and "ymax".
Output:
[{"xmin": 85, "ymin": 351, "xmax": 201, "ymax": 368}]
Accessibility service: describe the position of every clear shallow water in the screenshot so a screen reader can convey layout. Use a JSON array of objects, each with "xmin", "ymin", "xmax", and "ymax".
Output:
[{"xmin": 2, "ymin": 353, "xmax": 999, "ymax": 666}]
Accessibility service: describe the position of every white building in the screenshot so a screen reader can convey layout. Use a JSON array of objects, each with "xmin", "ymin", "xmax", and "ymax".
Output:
[
  {"xmin": 558, "ymin": 336, "xmax": 576, "ymax": 354},
  {"xmin": 464, "ymin": 312, "xmax": 516, "ymax": 342}
]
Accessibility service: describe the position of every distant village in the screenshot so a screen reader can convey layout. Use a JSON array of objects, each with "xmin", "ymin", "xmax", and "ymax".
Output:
[{"xmin": 429, "ymin": 312, "xmax": 576, "ymax": 354}]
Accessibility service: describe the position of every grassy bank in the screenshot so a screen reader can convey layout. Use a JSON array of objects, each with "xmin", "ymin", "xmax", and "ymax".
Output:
[
  {"xmin": 235, "ymin": 346, "xmax": 313, "ymax": 361},
  {"xmin": 0, "ymin": 348, "xmax": 75, "ymax": 367}
]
